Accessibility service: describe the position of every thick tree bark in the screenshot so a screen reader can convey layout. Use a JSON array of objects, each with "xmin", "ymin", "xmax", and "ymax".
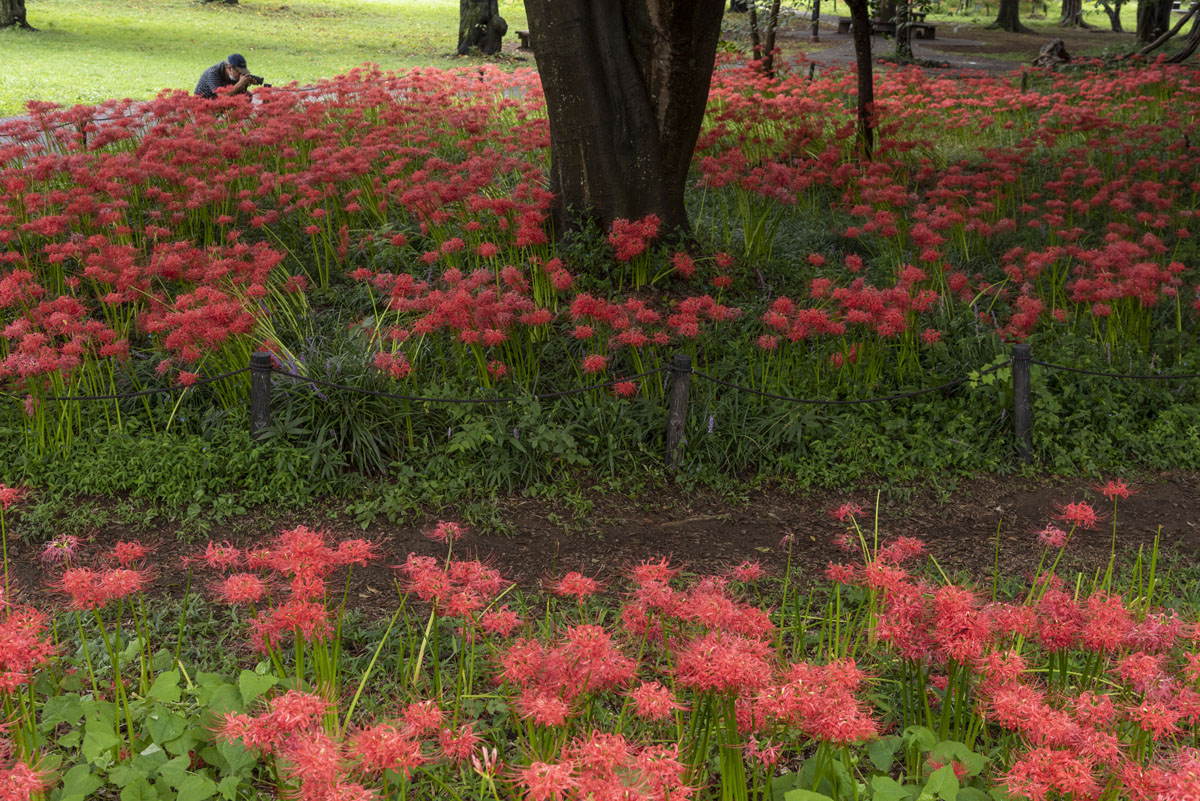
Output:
[
  {"xmin": 459, "ymin": 0, "xmax": 507, "ymax": 55},
  {"xmin": 990, "ymin": 0, "xmax": 1033, "ymax": 31},
  {"xmin": 846, "ymin": 0, "xmax": 875, "ymax": 159},
  {"xmin": 1060, "ymin": 0, "xmax": 1093, "ymax": 26},
  {"xmin": 0, "ymin": 0, "xmax": 34, "ymax": 29},
  {"xmin": 1137, "ymin": 0, "xmax": 1174, "ymax": 41},
  {"xmin": 1099, "ymin": 1, "xmax": 1124, "ymax": 29},
  {"xmin": 523, "ymin": 0, "xmax": 725, "ymax": 234}
]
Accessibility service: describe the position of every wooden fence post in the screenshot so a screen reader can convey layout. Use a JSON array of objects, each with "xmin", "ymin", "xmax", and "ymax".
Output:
[
  {"xmin": 1012, "ymin": 344, "xmax": 1033, "ymax": 463},
  {"xmin": 666, "ymin": 353, "xmax": 692, "ymax": 473},
  {"xmin": 250, "ymin": 351, "xmax": 273, "ymax": 438}
]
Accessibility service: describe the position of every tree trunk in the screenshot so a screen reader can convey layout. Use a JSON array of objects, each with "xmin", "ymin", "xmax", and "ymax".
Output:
[
  {"xmin": 991, "ymin": 0, "xmax": 1033, "ymax": 30},
  {"xmin": 0, "ymin": 0, "xmax": 34, "ymax": 29},
  {"xmin": 1060, "ymin": 0, "xmax": 1093, "ymax": 26},
  {"xmin": 846, "ymin": 0, "xmax": 875, "ymax": 159},
  {"xmin": 1101, "ymin": 1, "xmax": 1124, "ymax": 30},
  {"xmin": 523, "ymin": 0, "xmax": 726, "ymax": 234},
  {"xmin": 763, "ymin": 0, "xmax": 782, "ymax": 75},
  {"xmin": 459, "ymin": 0, "xmax": 507, "ymax": 55},
  {"xmin": 894, "ymin": 0, "xmax": 914, "ymax": 59},
  {"xmin": 1166, "ymin": 4, "xmax": 1200, "ymax": 59},
  {"xmin": 1137, "ymin": 0, "xmax": 1173, "ymax": 41}
]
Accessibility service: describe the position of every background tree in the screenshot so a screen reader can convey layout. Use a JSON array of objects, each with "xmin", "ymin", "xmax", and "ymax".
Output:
[
  {"xmin": 991, "ymin": 0, "xmax": 1033, "ymax": 31},
  {"xmin": 0, "ymin": 0, "xmax": 33, "ymax": 29},
  {"xmin": 1137, "ymin": 0, "xmax": 1173, "ymax": 41},
  {"xmin": 846, "ymin": 0, "xmax": 875, "ymax": 158},
  {"xmin": 458, "ymin": 0, "xmax": 507, "ymax": 55},
  {"xmin": 522, "ymin": 0, "xmax": 725, "ymax": 234},
  {"xmin": 1060, "ymin": 0, "xmax": 1093, "ymax": 25}
]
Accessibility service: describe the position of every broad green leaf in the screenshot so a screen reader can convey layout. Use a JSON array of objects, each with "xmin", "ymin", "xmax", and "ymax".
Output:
[
  {"xmin": 868, "ymin": 735, "xmax": 904, "ymax": 771},
  {"xmin": 217, "ymin": 775, "xmax": 243, "ymax": 801},
  {"xmin": 930, "ymin": 741, "xmax": 988, "ymax": 778},
  {"xmin": 157, "ymin": 755, "xmax": 191, "ymax": 787},
  {"xmin": 902, "ymin": 726, "xmax": 938, "ymax": 752},
  {"xmin": 82, "ymin": 726, "xmax": 121, "ymax": 765},
  {"xmin": 770, "ymin": 773, "xmax": 800, "ymax": 801},
  {"xmin": 60, "ymin": 764, "xmax": 103, "ymax": 801},
  {"xmin": 147, "ymin": 671, "xmax": 181, "ymax": 703},
  {"xmin": 958, "ymin": 789, "xmax": 990, "ymax": 801},
  {"xmin": 784, "ymin": 791, "xmax": 835, "ymax": 801},
  {"xmin": 237, "ymin": 670, "xmax": 277, "ymax": 707},
  {"xmin": 922, "ymin": 765, "xmax": 960, "ymax": 801},
  {"xmin": 146, "ymin": 711, "xmax": 187, "ymax": 745},
  {"xmin": 176, "ymin": 774, "xmax": 218, "ymax": 801},
  {"xmin": 108, "ymin": 763, "xmax": 144, "ymax": 788},
  {"xmin": 120, "ymin": 776, "xmax": 159, "ymax": 801},
  {"xmin": 871, "ymin": 775, "xmax": 912, "ymax": 801},
  {"xmin": 40, "ymin": 693, "xmax": 84, "ymax": 729}
]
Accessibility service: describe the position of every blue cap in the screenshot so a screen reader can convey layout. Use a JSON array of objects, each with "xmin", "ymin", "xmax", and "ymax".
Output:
[{"xmin": 227, "ymin": 53, "xmax": 249, "ymax": 72}]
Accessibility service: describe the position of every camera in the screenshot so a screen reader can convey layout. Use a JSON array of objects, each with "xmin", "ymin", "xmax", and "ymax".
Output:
[{"xmin": 248, "ymin": 74, "xmax": 270, "ymax": 87}]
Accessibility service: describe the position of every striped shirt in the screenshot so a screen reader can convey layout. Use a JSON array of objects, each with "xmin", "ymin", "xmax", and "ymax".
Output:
[{"xmin": 194, "ymin": 62, "xmax": 236, "ymax": 98}]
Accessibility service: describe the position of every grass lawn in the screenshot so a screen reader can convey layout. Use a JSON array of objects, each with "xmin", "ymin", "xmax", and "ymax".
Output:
[{"xmin": 0, "ymin": 0, "xmax": 529, "ymax": 115}]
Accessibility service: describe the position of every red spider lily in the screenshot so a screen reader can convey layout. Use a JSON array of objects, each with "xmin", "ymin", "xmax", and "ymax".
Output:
[
  {"xmin": 0, "ymin": 485, "xmax": 22, "ymax": 511},
  {"xmin": 1057, "ymin": 501, "xmax": 1102, "ymax": 530},
  {"xmin": 109, "ymin": 540, "xmax": 151, "ymax": 567},
  {"xmin": 1097, "ymin": 478, "xmax": 1136, "ymax": 501},
  {"xmin": 551, "ymin": 572, "xmax": 600, "ymax": 600},
  {"xmin": 627, "ymin": 681, "xmax": 687, "ymax": 721}
]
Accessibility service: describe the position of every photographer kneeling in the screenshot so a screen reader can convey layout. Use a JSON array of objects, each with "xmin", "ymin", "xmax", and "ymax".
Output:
[{"xmin": 194, "ymin": 53, "xmax": 264, "ymax": 99}]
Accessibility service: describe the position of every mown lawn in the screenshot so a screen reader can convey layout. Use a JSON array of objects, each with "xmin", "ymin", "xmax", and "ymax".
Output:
[{"xmin": 0, "ymin": 0, "xmax": 529, "ymax": 114}]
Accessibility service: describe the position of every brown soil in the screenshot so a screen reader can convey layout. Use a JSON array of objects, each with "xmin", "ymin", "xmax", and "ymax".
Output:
[{"xmin": 6, "ymin": 472, "xmax": 1199, "ymax": 616}]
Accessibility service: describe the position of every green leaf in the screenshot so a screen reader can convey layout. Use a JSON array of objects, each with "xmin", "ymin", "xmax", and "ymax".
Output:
[
  {"xmin": 958, "ymin": 789, "xmax": 990, "ymax": 801},
  {"xmin": 147, "ymin": 670, "xmax": 181, "ymax": 703},
  {"xmin": 176, "ymin": 774, "xmax": 218, "ymax": 801},
  {"xmin": 868, "ymin": 735, "xmax": 903, "ymax": 771},
  {"xmin": 237, "ymin": 670, "xmax": 277, "ymax": 707},
  {"xmin": 40, "ymin": 693, "xmax": 84, "ymax": 729},
  {"xmin": 871, "ymin": 775, "xmax": 912, "ymax": 801},
  {"xmin": 82, "ymin": 726, "xmax": 121, "ymax": 765},
  {"xmin": 60, "ymin": 764, "xmax": 103, "ymax": 801},
  {"xmin": 146, "ymin": 711, "xmax": 187, "ymax": 746},
  {"xmin": 120, "ymin": 776, "xmax": 159, "ymax": 801},
  {"xmin": 930, "ymin": 740, "xmax": 988, "ymax": 778},
  {"xmin": 217, "ymin": 775, "xmax": 243, "ymax": 801},
  {"xmin": 922, "ymin": 765, "xmax": 960, "ymax": 801},
  {"xmin": 784, "ymin": 791, "xmax": 835, "ymax": 801},
  {"xmin": 903, "ymin": 726, "xmax": 938, "ymax": 752}
]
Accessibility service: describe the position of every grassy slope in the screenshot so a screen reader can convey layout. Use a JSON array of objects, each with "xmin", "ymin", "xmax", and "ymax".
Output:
[{"xmin": 0, "ymin": 0, "xmax": 529, "ymax": 115}]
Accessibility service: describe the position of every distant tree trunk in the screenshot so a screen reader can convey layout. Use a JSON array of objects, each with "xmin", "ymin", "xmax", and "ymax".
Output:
[
  {"xmin": 1137, "ymin": 0, "xmax": 1173, "ymax": 40},
  {"xmin": 1166, "ymin": 9, "xmax": 1200, "ymax": 60},
  {"xmin": 846, "ymin": 0, "xmax": 875, "ymax": 158},
  {"xmin": 991, "ymin": 0, "xmax": 1033, "ymax": 29},
  {"xmin": 748, "ymin": 0, "xmax": 784, "ymax": 75},
  {"xmin": 523, "ymin": 0, "xmax": 726, "ymax": 234},
  {"xmin": 731, "ymin": 0, "xmax": 750, "ymax": 9},
  {"xmin": 1099, "ymin": 1, "xmax": 1124, "ymax": 29},
  {"xmin": 459, "ymin": 0, "xmax": 507, "ymax": 55},
  {"xmin": 1060, "ymin": 0, "xmax": 1093, "ymax": 25},
  {"xmin": 0, "ymin": 0, "xmax": 34, "ymax": 29}
]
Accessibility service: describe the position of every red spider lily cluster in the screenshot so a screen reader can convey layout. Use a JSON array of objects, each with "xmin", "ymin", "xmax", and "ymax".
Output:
[
  {"xmin": 0, "ymin": 60, "xmax": 1195, "ymax": 450},
  {"xmin": 820, "ymin": 489, "xmax": 1200, "ymax": 801},
  {"xmin": 194, "ymin": 526, "xmax": 376, "ymax": 652},
  {"xmin": 216, "ymin": 691, "xmax": 482, "ymax": 801}
]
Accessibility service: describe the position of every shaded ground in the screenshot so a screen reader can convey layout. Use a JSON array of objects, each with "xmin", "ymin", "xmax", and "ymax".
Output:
[
  {"xmin": 6, "ymin": 472, "xmax": 1198, "ymax": 615},
  {"xmin": 765, "ymin": 13, "xmax": 1140, "ymax": 75}
]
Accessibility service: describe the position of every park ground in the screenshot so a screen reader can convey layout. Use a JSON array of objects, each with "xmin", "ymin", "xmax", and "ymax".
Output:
[
  {"xmin": 0, "ymin": 0, "xmax": 1154, "ymax": 114},
  {"xmin": 7, "ymin": 471, "xmax": 1199, "ymax": 618}
]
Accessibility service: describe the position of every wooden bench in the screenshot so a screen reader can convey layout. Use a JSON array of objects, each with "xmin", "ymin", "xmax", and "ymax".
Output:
[
  {"xmin": 517, "ymin": 29, "xmax": 531, "ymax": 49},
  {"xmin": 836, "ymin": 15, "xmax": 936, "ymax": 38}
]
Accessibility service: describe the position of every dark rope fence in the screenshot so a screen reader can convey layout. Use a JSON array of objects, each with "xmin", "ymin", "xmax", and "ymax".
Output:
[{"xmin": 23, "ymin": 344, "xmax": 1200, "ymax": 472}]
